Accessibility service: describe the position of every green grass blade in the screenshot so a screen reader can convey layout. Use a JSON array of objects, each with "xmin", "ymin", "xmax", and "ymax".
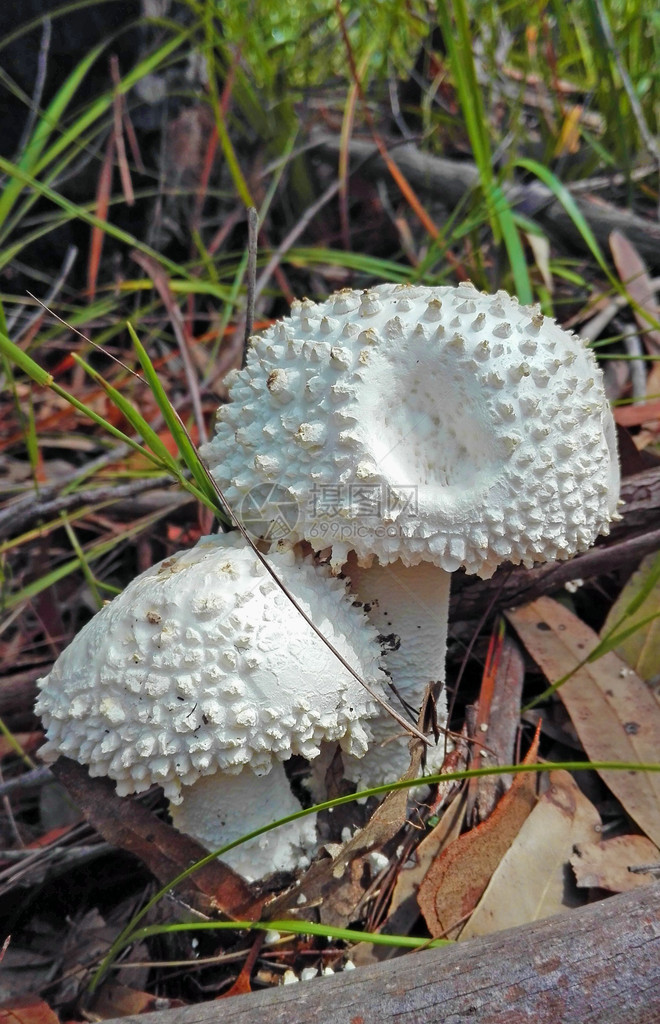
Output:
[
  {"xmin": 614, "ymin": 548, "xmax": 660, "ymax": 619},
  {"xmin": 486, "ymin": 183, "xmax": 532, "ymax": 303},
  {"xmin": 90, "ymin": 757, "xmax": 660, "ymax": 990},
  {"xmin": 436, "ymin": 0, "xmax": 491, "ymax": 182},
  {"xmin": 62, "ymin": 520, "xmax": 104, "ymax": 610},
  {"xmin": 71, "ymin": 354, "xmax": 181, "ymax": 474},
  {"xmin": 203, "ymin": 4, "xmax": 254, "ymax": 209},
  {"xmin": 126, "ymin": 323, "xmax": 228, "ymax": 519},
  {"xmin": 124, "ymin": 918, "xmax": 451, "ymax": 952},
  {"xmin": 0, "ymin": 327, "xmax": 164, "ymax": 466},
  {"xmin": 587, "ymin": 551, "xmax": 660, "ymax": 662},
  {"xmin": 30, "ymin": 30, "xmax": 191, "ymax": 184},
  {"xmin": 590, "ymin": 609, "xmax": 660, "ymax": 658},
  {"xmin": 3, "ymin": 514, "xmax": 161, "ymax": 611},
  {"xmin": 0, "ymin": 353, "xmax": 40, "ymax": 481},
  {"xmin": 0, "ymin": 155, "xmax": 204, "ymax": 283},
  {"xmin": 0, "ymin": 715, "xmax": 36, "ymax": 768},
  {"xmin": 0, "ymin": 43, "xmax": 105, "ymax": 228},
  {"xmin": 0, "ymin": 330, "xmax": 222, "ymax": 515},
  {"xmin": 515, "ymin": 157, "xmax": 611, "ymax": 278}
]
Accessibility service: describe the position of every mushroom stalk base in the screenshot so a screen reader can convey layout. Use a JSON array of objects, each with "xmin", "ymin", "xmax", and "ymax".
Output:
[{"xmin": 169, "ymin": 761, "xmax": 317, "ymax": 882}]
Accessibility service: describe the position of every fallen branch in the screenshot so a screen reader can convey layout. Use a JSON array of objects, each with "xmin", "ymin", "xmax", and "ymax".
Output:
[
  {"xmin": 0, "ymin": 476, "xmax": 188, "ymax": 542},
  {"xmin": 313, "ymin": 135, "xmax": 660, "ymax": 269},
  {"xmin": 101, "ymin": 882, "xmax": 660, "ymax": 1024}
]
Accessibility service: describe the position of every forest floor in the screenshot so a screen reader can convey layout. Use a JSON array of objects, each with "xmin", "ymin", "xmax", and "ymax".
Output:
[{"xmin": 0, "ymin": 2, "xmax": 659, "ymax": 1020}]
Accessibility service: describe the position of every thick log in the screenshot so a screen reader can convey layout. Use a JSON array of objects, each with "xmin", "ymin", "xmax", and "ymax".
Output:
[{"xmin": 103, "ymin": 883, "xmax": 660, "ymax": 1024}]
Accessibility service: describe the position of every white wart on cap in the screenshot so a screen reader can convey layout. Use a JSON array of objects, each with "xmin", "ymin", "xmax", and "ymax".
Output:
[{"xmin": 35, "ymin": 533, "xmax": 387, "ymax": 879}]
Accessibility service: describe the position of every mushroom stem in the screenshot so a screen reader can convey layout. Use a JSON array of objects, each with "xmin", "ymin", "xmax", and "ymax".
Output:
[
  {"xmin": 309, "ymin": 557, "xmax": 450, "ymax": 797},
  {"xmin": 169, "ymin": 761, "xmax": 317, "ymax": 882},
  {"xmin": 347, "ymin": 555, "xmax": 451, "ymax": 704}
]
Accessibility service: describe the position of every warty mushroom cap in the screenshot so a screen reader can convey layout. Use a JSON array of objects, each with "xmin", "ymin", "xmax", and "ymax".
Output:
[
  {"xmin": 201, "ymin": 282, "xmax": 620, "ymax": 577},
  {"xmin": 35, "ymin": 532, "xmax": 387, "ymax": 804}
]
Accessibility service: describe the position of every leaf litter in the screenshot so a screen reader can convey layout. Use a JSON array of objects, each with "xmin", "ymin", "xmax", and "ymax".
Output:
[
  {"xmin": 417, "ymin": 725, "xmax": 541, "ymax": 939},
  {"xmin": 506, "ymin": 597, "xmax": 660, "ymax": 845},
  {"xmin": 459, "ymin": 770, "xmax": 602, "ymax": 939}
]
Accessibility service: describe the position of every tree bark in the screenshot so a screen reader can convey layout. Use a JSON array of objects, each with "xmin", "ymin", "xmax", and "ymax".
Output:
[{"xmin": 102, "ymin": 882, "xmax": 660, "ymax": 1024}]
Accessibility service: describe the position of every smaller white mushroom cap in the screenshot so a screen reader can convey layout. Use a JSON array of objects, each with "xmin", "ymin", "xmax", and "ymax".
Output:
[{"xmin": 35, "ymin": 533, "xmax": 387, "ymax": 804}]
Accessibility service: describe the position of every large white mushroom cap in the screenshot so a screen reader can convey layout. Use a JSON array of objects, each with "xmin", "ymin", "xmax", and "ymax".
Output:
[
  {"xmin": 201, "ymin": 282, "xmax": 620, "ymax": 577},
  {"xmin": 35, "ymin": 533, "xmax": 386, "ymax": 804}
]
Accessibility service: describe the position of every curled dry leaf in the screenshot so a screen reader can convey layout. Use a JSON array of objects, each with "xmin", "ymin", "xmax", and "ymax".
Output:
[
  {"xmin": 571, "ymin": 835, "xmax": 660, "ymax": 893},
  {"xmin": 467, "ymin": 630, "xmax": 526, "ymax": 824},
  {"xmin": 506, "ymin": 596, "xmax": 660, "ymax": 846},
  {"xmin": 89, "ymin": 982, "xmax": 185, "ymax": 1020},
  {"xmin": 216, "ymin": 934, "xmax": 265, "ymax": 999},
  {"xmin": 351, "ymin": 788, "xmax": 468, "ymax": 966},
  {"xmin": 268, "ymin": 736, "xmax": 428, "ymax": 929},
  {"xmin": 460, "ymin": 770, "xmax": 602, "ymax": 940},
  {"xmin": 417, "ymin": 726, "xmax": 540, "ymax": 939}
]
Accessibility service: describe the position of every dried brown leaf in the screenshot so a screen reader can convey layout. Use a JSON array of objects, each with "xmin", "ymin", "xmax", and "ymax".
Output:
[
  {"xmin": 0, "ymin": 1000, "xmax": 60, "ymax": 1024},
  {"xmin": 90, "ymin": 982, "xmax": 184, "ymax": 1020},
  {"xmin": 507, "ymin": 597, "xmax": 660, "ymax": 846},
  {"xmin": 571, "ymin": 834, "xmax": 660, "ymax": 892},
  {"xmin": 461, "ymin": 770, "xmax": 602, "ymax": 938},
  {"xmin": 601, "ymin": 551, "xmax": 660, "ymax": 694},
  {"xmin": 467, "ymin": 630, "xmax": 526, "ymax": 823},
  {"xmin": 417, "ymin": 727, "xmax": 540, "ymax": 939},
  {"xmin": 614, "ymin": 397, "xmax": 660, "ymax": 428}
]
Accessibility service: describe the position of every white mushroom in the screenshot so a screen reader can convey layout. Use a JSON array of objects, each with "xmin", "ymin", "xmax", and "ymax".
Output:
[
  {"xmin": 200, "ymin": 283, "xmax": 621, "ymax": 792},
  {"xmin": 35, "ymin": 533, "xmax": 387, "ymax": 880}
]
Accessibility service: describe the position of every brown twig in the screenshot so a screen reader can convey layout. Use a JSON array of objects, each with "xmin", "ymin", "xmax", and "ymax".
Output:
[
  {"xmin": 0, "ymin": 476, "xmax": 179, "ymax": 541},
  {"xmin": 242, "ymin": 207, "xmax": 259, "ymax": 369}
]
